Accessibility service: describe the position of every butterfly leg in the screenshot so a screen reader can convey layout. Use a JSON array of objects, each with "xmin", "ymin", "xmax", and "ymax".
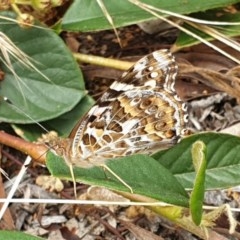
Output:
[
  {"xmin": 69, "ymin": 164, "xmax": 77, "ymax": 198},
  {"xmin": 100, "ymin": 164, "xmax": 133, "ymax": 193}
]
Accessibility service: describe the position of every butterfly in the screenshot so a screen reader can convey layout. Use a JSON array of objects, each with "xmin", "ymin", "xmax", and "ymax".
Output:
[{"xmin": 52, "ymin": 49, "xmax": 188, "ymax": 194}]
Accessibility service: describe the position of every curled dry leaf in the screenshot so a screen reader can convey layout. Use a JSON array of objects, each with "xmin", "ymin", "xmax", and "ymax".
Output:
[
  {"xmin": 179, "ymin": 63, "xmax": 240, "ymax": 101},
  {"xmin": 176, "ymin": 49, "xmax": 240, "ymax": 101}
]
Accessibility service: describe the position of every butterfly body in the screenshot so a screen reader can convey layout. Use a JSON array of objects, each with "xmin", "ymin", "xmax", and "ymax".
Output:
[{"xmin": 53, "ymin": 49, "xmax": 188, "ymax": 169}]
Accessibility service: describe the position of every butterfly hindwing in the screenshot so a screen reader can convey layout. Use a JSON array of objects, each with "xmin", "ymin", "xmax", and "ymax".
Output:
[{"xmin": 68, "ymin": 50, "xmax": 188, "ymax": 166}]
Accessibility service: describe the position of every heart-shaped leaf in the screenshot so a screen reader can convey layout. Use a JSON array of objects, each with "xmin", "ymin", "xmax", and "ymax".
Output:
[{"xmin": 0, "ymin": 12, "xmax": 85, "ymax": 123}]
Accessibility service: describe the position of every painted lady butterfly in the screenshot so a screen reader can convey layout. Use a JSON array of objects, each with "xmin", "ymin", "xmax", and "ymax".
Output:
[{"xmin": 52, "ymin": 49, "xmax": 188, "ymax": 193}]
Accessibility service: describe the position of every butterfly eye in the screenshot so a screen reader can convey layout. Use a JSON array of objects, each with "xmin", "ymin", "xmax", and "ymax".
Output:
[{"xmin": 55, "ymin": 147, "xmax": 65, "ymax": 156}]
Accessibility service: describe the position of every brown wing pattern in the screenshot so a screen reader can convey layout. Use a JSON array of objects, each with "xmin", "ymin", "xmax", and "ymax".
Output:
[{"xmin": 67, "ymin": 50, "xmax": 188, "ymax": 168}]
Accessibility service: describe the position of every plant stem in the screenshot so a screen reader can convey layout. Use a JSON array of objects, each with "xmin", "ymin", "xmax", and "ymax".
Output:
[
  {"xmin": 0, "ymin": 131, "xmax": 47, "ymax": 164},
  {"xmin": 73, "ymin": 53, "xmax": 133, "ymax": 71}
]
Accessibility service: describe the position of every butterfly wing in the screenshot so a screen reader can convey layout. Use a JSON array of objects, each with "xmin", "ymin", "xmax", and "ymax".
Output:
[{"xmin": 69, "ymin": 50, "xmax": 188, "ymax": 167}]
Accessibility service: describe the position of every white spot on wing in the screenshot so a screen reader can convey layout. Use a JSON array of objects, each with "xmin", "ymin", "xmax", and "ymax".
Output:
[
  {"xmin": 110, "ymin": 81, "xmax": 134, "ymax": 91},
  {"xmin": 150, "ymin": 72, "xmax": 158, "ymax": 78},
  {"xmin": 144, "ymin": 79, "xmax": 156, "ymax": 88},
  {"xmin": 148, "ymin": 66, "xmax": 154, "ymax": 71},
  {"xmin": 122, "ymin": 119, "xmax": 139, "ymax": 133},
  {"xmin": 92, "ymin": 106, "xmax": 109, "ymax": 116},
  {"xmin": 133, "ymin": 58, "xmax": 148, "ymax": 72}
]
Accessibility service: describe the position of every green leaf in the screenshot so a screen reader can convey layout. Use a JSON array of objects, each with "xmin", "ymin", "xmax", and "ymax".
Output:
[
  {"xmin": 190, "ymin": 141, "xmax": 207, "ymax": 226},
  {"xmin": 47, "ymin": 153, "xmax": 189, "ymax": 207},
  {"xmin": 153, "ymin": 132, "xmax": 240, "ymax": 190},
  {"xmin": 175, "ymin": 23, "xmax": 210, "ymax": 49},
  {"xmin": 0, "ymin": 12, "xmax": 85, "ymax": 123},
  {"xmin": 12, "ymin": 123, "xmax": 45, "ymax": 142},
  {"xmin": 45, "ymin": 95, "xmax": 95, "ymax": 136},
  {"xmin": 62, "ymin": 0, "xmax": 240, "ymax": 31},
  {"xmin": 13, "ymin": 95, "xmax": 95, "ymax": 141},
  {"xmin": 0, "ymin": 230, "xmax": 44, "ymax": 240}
]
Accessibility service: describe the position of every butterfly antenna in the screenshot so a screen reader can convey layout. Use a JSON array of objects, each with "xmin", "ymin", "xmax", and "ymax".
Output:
[
  {"xmin": 100, "ymin": 164, "xmax": 133, "ymax": 193},
  {"xmin": 2, "ymin": 96, "xmax": 49, "ymax": 133}
]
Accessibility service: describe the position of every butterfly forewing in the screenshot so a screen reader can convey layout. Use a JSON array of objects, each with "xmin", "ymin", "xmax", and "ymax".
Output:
[{"xmin": 67, "ymin": 49, "xmax": 188, "ymax": 168}]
